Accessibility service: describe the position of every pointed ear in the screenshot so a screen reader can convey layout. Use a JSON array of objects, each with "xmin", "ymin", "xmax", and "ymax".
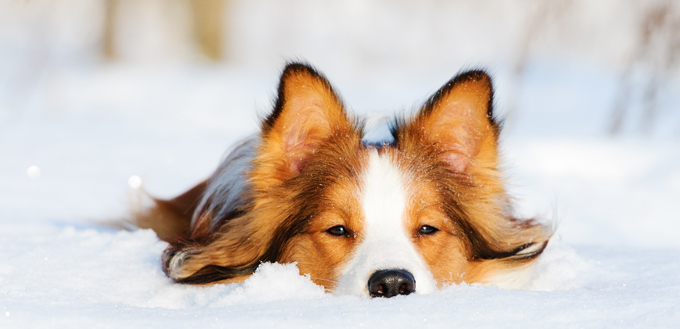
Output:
[
  {"xmin": 259, "ymin": 63, "xmax": 358, "ymax": 178},
  {"xmin": 401, "ymin": 70, "xmax": 499, "ymax": 172}
]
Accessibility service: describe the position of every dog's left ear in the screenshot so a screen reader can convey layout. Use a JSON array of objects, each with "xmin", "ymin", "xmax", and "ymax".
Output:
[{"xmin": 399, "ymin": 70, "xmax": 499, "ymax": 172}]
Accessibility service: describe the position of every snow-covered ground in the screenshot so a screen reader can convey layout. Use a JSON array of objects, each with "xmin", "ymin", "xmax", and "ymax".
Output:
[{"xmin": 1, "ymin": 60, "xmax": 679, "ymax": 328}]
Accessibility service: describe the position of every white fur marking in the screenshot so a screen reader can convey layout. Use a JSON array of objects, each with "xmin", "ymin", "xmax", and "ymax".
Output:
[
  {"xmin": 484, "ymin": 264, "xmax": 533, "ymax": 289},
  {"xmin": 193, "ymin": 136, "xmax": 258, "ymax": 229},
  {"xmin": 167, "ymin": 251, "xmax": 187, "ymax": 279},
  {"xmin": 485, "ymin": 242, "xmax": 546, "ymax": 289},
  {"xmin": 334, "ymin": 150, "xmax": 437, "ymax": 296}
]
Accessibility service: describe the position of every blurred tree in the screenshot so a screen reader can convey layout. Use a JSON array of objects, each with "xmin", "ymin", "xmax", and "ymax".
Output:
[
  {"xmin": 102, "ymin": 0, "xmax": 228, "ymax": 61},
  {"xmin": 190, "ymin": 0, "xmax": 228, "ymax": 61},
  {"xmin": 609, "ymin": 0, "xmax": 679, "ymax": 134},
  {"xmin": 507, "ymin": 0, "xmax": 572, "ymax": 127},
  {"xmin": 103, "ymin": 0, "xmax": 119, "ymax": 60}
]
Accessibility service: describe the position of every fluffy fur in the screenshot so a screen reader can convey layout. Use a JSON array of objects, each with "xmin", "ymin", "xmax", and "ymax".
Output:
[{"xmin": 133, "ymin": 63, "xmax": 552, "ymax": 296}]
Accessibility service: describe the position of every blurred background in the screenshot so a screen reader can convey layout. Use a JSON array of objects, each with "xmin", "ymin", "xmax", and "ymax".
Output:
[
  {"xmin": 2, "ymin": 0, "xmax": 679, "ymax": 132},
  {"xmin": 1, "ymin": 0, "xmax": 679, "ymax": 247}
]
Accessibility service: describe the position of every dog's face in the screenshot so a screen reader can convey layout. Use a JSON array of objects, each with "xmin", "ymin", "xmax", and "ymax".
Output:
[
  {"xmin": 164, "ymin": 64, "xmax": 550, "ymax": 297},
  {"xmin": 282, "ymin": 148, "xmax": 467, "ymax": 296}
]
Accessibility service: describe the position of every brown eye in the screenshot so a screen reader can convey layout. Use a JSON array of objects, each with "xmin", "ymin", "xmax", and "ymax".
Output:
[
  {"xmin": 326, "ymin": 225, "xmax": 349, "ymax": 237},
  {"xmin": 418, "ymin": 225, "xmax": 439, "ymax": 235}
]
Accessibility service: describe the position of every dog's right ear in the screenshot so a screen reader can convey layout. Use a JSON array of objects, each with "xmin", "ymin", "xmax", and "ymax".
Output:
[{"xmin": 258, "ymin": 63, "xmax": 359, "ymax": 181}]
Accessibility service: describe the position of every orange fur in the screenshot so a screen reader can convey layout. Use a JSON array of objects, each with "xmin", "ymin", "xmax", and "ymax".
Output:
[
  {"xmin": 394, "ymin": 71, "xmax": 550, "ymax": 286},
  {"xmin": 133, "ymin": 180, "xmax": 207, "ymax": 243}
]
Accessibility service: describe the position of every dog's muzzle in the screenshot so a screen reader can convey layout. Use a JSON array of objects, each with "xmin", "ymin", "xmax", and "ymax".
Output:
[{"xmin": 367, "ymin": 269, "xmax": 416, "ymax": 298}]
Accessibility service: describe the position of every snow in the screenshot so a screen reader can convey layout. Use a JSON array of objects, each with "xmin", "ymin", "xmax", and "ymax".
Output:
[
  {"xmin": 2, "ymin": 1, "xmax": 680, "ymax": 327},
  {"xmin": 1, "ymin": 62, "xmax": 678, "ymax": 328}
]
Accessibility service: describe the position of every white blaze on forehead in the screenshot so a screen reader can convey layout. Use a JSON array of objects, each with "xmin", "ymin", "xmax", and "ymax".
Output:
[{"xmin": 334, "ymin": 150, "xmax": 437, "ymax": 296}]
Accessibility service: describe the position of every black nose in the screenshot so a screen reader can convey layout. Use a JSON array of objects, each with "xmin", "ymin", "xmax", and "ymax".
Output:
[{"xmin": 367, "ymin": 269, "xmax": 416, "ymax": 298}]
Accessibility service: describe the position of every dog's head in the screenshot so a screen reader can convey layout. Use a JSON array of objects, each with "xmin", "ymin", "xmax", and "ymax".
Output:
[{"xmin": 167, "ymin": 63, "xmax": 551, "ymax": 297}]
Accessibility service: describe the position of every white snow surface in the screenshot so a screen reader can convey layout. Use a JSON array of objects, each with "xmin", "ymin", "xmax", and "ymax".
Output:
[{"xmin": 1, "ymin": 62, "xmax": 679, "ymax": 328}]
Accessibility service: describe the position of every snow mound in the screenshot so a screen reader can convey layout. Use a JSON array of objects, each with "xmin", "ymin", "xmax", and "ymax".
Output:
[
  {"xmin": 522, "ymin": 241, "xmax": 595, "ymax": 291},
  {"xmin": 211, "ymin": 263, "xmax": 326, "ymax": 307}
]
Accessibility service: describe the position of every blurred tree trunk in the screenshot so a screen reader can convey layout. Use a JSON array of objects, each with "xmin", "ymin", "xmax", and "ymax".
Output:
[
  {"xmin": 190, "ymin": 0, "xmax": 228, "ymax": 61},
  {"xmin": 103, "ymin": 0, "xmax": 120, "ymax": 60},
  {"xmin": 102, "ymin": 0, "xmax": 229, "ymax": 61}
]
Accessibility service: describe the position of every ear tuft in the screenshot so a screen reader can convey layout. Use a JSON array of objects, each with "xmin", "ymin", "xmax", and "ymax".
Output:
[
  {"xmin": 258, "ymin": 62, "xmax": 358, "ymax": 179},
  {"xmin": 428, "ymin": 70, "xmax": 496, "ymax": 125},
  {"xmin": 399, "ymin": 69, "xmax": 499, "ymax": 172},
  {"xmin": 262, "ymin": 63, "xmax": 339, "ymax": 134}
]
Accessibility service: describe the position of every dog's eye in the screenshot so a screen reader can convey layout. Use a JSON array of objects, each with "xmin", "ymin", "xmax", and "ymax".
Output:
[
  {"xmin": 326, "ymin": 225, "xmax": 348, "ymax": 237},
  {"xmin": 418, "ymin": 225, "xmax": 439, "ymax": 235}
]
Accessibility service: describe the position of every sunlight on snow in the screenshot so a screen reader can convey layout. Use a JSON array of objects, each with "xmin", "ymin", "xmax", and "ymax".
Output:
[
  {"xmin": 26, "ymin": 166, "xmax": 40, "ymax": 179},
  {"xmin": 128, "ymin": 175, "xmax": 143, "ymax": 189}
]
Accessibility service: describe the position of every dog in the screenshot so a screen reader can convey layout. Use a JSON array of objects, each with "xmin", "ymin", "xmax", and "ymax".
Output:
[{"xmin": 134, "ymin": 62, "xmax": 551, "ymax": 298}]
